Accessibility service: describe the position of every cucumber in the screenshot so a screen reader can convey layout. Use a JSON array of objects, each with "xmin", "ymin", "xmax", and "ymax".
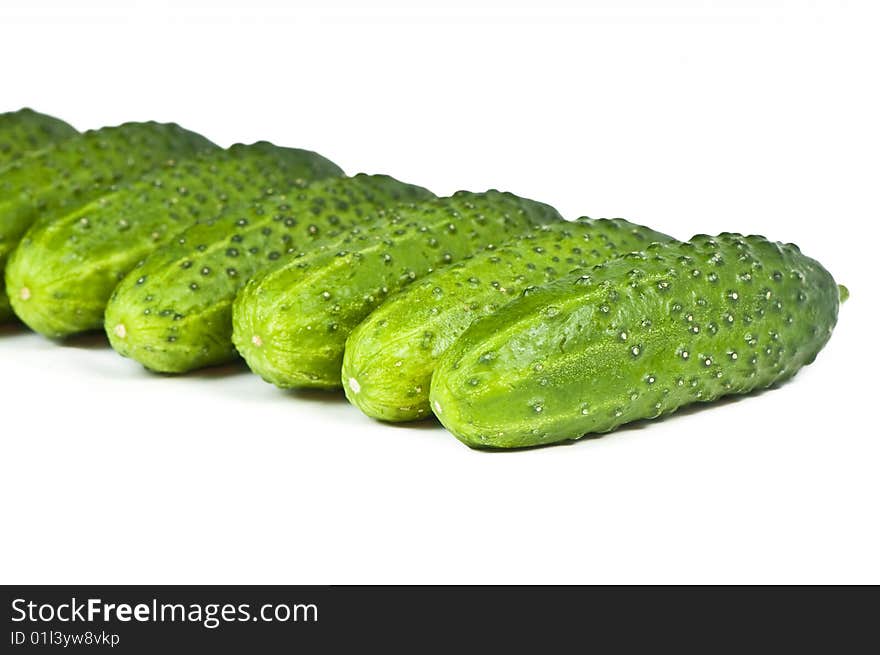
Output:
[
  {"xmin": 343, "ymin": 217, "xmax": 674, "ymax": 421},
  {"xmin": 104, "ymin": 174, "xmax": 434, "ymax": 372},
  {"xmin": 232, "ymin": 190, "xmax": 564, "ymax": 390},
  {"xmin": 7, "ymin": 142, "xmax": 343, "ymax": 337},
  {"xmin": 0, "ymin": 108, "xmax": 78, "ymax": 318},
  {"xmin": 0, "ymin": 121, "xmax": 214, "ymax": 321},
  {"xmin": 0, "ymin": 108, "xmax": 77, "ymax": 167},
  {"xmin": 430, "ymin": 234, "xmax": 842, "ymax": 448}
]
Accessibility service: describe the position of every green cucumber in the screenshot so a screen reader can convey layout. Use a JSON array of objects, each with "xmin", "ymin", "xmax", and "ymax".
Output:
[
  {"xmin": 342, "ymin": 217, "xmax": 674, "ymax": 421},
  {"xmin": 104, "ymin": 174, "xmax": 434, "ymax": 372},
  {"xmin": 0, "ymin": 121, "xmax": 214, "ymax": 321},
  {"xmin": 0, "ymin": 108, "xmax": 77, "ymax": 167},
  {"xmin": 0, "ymin": 108, "xmax": 78, "ymax": 318},
  {"xmin": 232, "ymin": 190, "xmax": 563, "ymax": 390},
  {"xmin": 430, "ymin": 234, "xmax": 842, "ymax": 448},
  {"xmin": 7, "ymin": 142, "xmax": 342, "ymax": 337}
]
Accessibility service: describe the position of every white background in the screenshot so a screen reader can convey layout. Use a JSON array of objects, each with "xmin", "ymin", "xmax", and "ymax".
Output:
[{"xmin": 1, "ymin": 0, "xmax": 878, "ymax": 584}]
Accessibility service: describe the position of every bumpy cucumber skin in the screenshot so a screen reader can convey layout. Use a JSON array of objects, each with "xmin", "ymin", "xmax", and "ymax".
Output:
[
  {"xmin": 343, "ymin": 218, "xmax": 674, "ymax": 421},
  {"xmin": 0, "ymin": 108, "xmax": 77, "ymax": 168},
  {"xmin": 0, "ymin": 122, "xmax": 214, "ymax": 321},
  {"xmin": 233, "ymin": 190, "xmax": 564, "ymax": 390},
  {"xmin": 430, "ymin": 234, "xmax": 840, "ymax": 449},
  {"xmin": 104, "ymin": 175, "xmax": 434, "ymax": 373},
  {"xmin": 0, "ymin": 109, "xmax": 77, "ymax": 318},
  {"xmin": 7, "ymin": 142, "xmax": 343, "ymax": 337}
]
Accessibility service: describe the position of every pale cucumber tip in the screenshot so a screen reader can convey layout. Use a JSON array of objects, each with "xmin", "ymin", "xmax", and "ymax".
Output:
[{"xmin": 838, "ymin": 284, "xmax": 849, "ymax": 303}]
